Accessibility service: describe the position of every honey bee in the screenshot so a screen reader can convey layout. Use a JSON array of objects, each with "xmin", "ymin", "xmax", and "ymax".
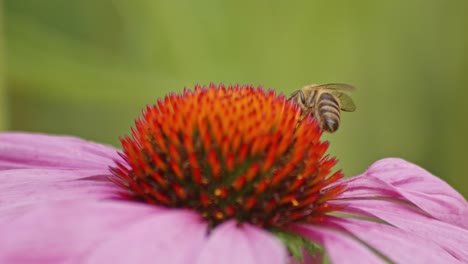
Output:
[{"xmin": 289, "ymin": 83, "xmax": 356, "ymax": 132}]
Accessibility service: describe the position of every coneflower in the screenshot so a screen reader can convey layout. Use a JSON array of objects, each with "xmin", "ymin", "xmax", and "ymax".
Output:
[{"xmin": 0, "ymin": 84, "xmax": 466, "ymax": 264}]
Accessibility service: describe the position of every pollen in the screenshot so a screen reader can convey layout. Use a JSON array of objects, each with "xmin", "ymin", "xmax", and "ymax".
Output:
[{"xmin": 110, "ymin": 83, "xmax": 345, "ymax": 228}]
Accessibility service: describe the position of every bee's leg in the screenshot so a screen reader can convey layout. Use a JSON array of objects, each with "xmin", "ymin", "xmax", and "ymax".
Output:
[
  {"xmin": 289, "ymin": 90, "xmax": 299, "ymax": 100},
  {"xmin": 288, "ymin": 90, "xmax": 306, "ymax": 104},
  {"xmin": 294, "ymin": 110, "xmax": 310, "ymax": 130},
  {"xmin": 298, "ymin": 91, "xmax": 306, "ymax": 105},
  {"xmin": 308, "ymin": 91, "xmax": 317, "ymax": 107},
  {"xmin": 295, "ymin": 115, "xmax": 304, "ymax": 129}
]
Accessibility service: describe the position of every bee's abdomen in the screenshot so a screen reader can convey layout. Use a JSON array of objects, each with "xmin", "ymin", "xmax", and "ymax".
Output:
[{"xmin": 317, "ymin": 93, "xmax": 341, "ymax": 132}]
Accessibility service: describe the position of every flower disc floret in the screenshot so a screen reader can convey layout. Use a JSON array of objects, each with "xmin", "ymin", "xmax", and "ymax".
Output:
[{"xmin": 111, "ymin": 83, "xmax": 344, "ymax": 228}]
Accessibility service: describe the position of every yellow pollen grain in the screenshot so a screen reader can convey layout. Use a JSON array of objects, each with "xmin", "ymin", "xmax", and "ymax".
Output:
[
  {"xmin": 291, "ymin": 199, "xmax": 299, "ymax": 206},
  {"xmin": 214, "ymin": 188, "xmax": 222, "ymax": 196},
  {"xmin": 215, "ymin": 212, "xmax": 224, "ymax": 220}
]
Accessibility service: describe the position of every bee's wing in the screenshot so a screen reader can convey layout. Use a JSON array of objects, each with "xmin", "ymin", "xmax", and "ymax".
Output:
[
  {"xmin": 314, "ymin": 83, "xmax": 355, "ymax": 92},
  {"xmin": 331, "ymin": 91, "xmax": 356, "ymax": 112}
]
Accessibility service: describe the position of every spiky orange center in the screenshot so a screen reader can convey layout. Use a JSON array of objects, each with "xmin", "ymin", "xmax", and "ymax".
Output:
[{"xmin": 110, "ymin": 84, "xmax": 344, "ymax": 228}]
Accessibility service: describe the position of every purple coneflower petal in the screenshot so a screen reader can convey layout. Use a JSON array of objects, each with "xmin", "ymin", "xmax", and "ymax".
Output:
[
  {"xmin": 339, "ymin": 158, "xmax": 468, "ymax": 228},
  {"xmin": 0, "ymin": 201, "xmax": 166, "ymax": 263},
  {"xmin": 290, "ymin": 224, "xmax": 385, "ymax": 264},
  {"xmin": 0, "ymin": 168, "xmax": 121, "ymax": 217},
  {"xmin": 0, "ymin": 132, "xmax": 119, "ymax": 170},
  {"xmin": 342, "ymin": 199, "xmax": 468, "ymax": 262},
  {"xmin": 196, "ymin": 220, "xmax": 287, "ymax": 264},
  {"xmin": 328, "ymin": 217, "xmax": 461, "ymax": 263},
  {"xmin": 82, "ymin": 209, "xmax": 207, "ymax": 264},
  {"xmin": 334, "ymin": 158, "xmax": 468, "ymax": 262}
]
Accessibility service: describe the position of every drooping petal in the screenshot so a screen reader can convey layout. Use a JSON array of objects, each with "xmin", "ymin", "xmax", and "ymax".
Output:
[
  {"xmin": 341, "ymin": 199, "xmax": 468, "ymax": 262},
  {"xmin": 336, "ymin": 173, "xmax": 398, "ymax": 199},
  {"xmin": 196, "ymin": 220, "xmax": 287, "ymax": 264},
  {"xmin": 0, "ymin": 200, "xmax": 172, "ymax": 263},
  {"xmin": 0, "ymin": 132, "xmax": 120, "ymax": 170},
  {"xmin": 82, "ymin": 210, "xmax": 207, "ymax": 264},
  {"xmin": 0, "ymin": 168, "xmax": 122, "ymax": 217},
  {"xmin": 327, "ymin": 217, "xmax": 461, "ymax": 263},
  {"xmin": 289, "ymin": 224, "xmax": 386, "ymax": 264},
  {"xmin": 339, "ymin": 158, "xmax": 468, "ymax": 229}
]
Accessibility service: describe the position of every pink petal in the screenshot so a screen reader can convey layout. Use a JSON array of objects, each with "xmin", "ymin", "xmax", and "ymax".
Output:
[
  {"xmin": 337, "ymin": 174, "xmax": 399, "ymax": 199},
  {"xmin": 83, "ymin": 210, "xmax": 207, "ymax": 264},
  {"xmin": 328, "ymin": 217, "xmax": 460, "ymax": 263},
  {"xmin": 196, "ymin": 220, "xmax": 287, "ymax": 264},
  {"xmin": 0, "ymin": 169, "xmax": 122, "ymax": 217},
  {"xmin": 339, "ymin": 158, "xmax": 468, "ymax": 228},
  {"xmin": 341, "ymin": 199, "xmax": 468, "ymax": 262},
  {"xmin": 0, "ymin": 132, "xmax": 119, "ymax": 170},
  {"xmin": 289, "ymin": 224, "xmax": 386, "ymax": 264},
  {"xmin": 0, "ymin": 200, "xmax": 168, "ymax": 263}
]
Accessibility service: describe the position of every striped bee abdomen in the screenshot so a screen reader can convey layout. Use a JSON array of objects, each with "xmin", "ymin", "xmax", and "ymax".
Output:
[{"xmin": 316, "ymin": 92, "xmax": 341, "ymax": 132}]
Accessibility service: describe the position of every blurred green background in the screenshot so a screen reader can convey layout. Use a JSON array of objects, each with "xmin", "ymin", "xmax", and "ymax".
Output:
[{"xmin": 1, "ymin": 1, "xmax": 467, "ymax": 197}]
